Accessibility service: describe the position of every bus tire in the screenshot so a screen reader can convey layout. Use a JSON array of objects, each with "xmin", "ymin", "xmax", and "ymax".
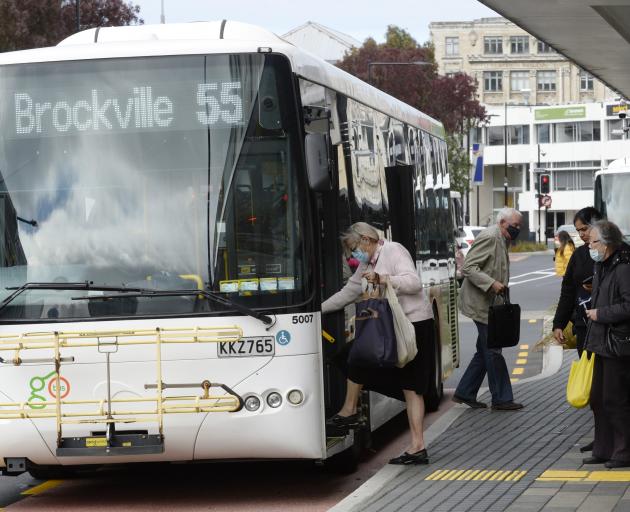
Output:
[{"xmin": 425, "ymin": 314, "xmax": 443, "ymax": 413}]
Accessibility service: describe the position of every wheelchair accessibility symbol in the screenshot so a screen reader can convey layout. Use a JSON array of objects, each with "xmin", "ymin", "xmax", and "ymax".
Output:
[{"xmin": 276, "ymin": 330, "xmax": 291, "ymax": 346}]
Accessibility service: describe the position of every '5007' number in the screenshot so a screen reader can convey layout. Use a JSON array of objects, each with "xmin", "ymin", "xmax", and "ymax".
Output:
[{"xmin": 292, "ymin": 314, "xmax": 314, "ymax": 324}]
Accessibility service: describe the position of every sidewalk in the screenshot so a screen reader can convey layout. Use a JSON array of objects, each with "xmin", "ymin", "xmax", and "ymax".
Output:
[{"xmin": 332, "ymin": 349, "xmax": 630, "ymax": 512}]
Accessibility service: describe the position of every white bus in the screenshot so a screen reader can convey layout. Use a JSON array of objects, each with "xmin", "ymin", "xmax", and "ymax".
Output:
[
  {"xmin": 0, "ymin": 20, "xmax": 459, "ymax": 477},
  {"xmin": 594, "ymin": 157, "xmax": 630, "ymax": 234}
]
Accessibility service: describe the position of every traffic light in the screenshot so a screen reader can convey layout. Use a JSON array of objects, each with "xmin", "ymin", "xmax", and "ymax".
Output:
[{"xmin": 539, "ymin": 173, "xmax": 551, "ymax": 194}]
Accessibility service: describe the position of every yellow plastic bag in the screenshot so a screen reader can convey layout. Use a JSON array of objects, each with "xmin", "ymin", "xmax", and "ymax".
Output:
[
  {"xmin": 563, "ymin": 321, "xmax": 577, "ymax": 350},
  {"xmin": 566, "ymin": 351, "xmax": 595, "ymax": 408}
]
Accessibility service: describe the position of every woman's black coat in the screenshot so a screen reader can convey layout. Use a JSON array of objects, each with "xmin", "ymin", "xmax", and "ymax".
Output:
[{"xmin": 585, "ymin": 245, "xmax": 630, "ymax": 356}]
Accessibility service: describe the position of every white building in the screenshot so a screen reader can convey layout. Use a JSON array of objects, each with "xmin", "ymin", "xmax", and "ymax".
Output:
[
  {"xmin": 282, "ymin": 21, "xmax": 360, "ymax": 64},
  {"xmin": 473, "ymin": 101, "xmax": 630, "ymax": 239}
]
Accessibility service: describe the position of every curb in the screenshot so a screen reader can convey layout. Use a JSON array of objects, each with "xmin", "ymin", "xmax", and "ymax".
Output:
[{"xmin": 328, "ymin": 342, "xmax": 565, "ymax": 512}]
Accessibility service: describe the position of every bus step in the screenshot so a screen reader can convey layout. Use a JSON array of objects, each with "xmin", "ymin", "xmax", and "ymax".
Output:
[{"xmin": 56, "ymin": 434, "xmax": 164, "ymax": 457}]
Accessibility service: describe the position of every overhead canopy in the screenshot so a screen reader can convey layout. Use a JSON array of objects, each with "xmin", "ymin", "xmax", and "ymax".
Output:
[{"xmin": 478, "ymin": 0, "xmax": 630, "ymax": 99}]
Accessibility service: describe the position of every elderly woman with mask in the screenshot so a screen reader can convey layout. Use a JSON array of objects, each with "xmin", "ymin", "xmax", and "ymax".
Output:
[
  {"xmin": 583, "ymin": 220, "xmax": 630, "ymax": 469},
  {"xmin": 322, "ymin": 222, "xmax": 435, "ymax": 465}
]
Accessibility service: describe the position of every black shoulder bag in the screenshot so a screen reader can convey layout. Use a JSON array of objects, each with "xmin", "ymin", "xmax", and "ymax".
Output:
[{"xmin": 487, "ymin": 289, "xmax": 521, "ymax": 349}]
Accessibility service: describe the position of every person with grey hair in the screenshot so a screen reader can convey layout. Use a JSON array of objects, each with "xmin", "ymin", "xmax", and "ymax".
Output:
[
  {"xmin": 452, "ymin": 207, "xmax": 524, "ymax": 410},
  {"xmin": 582, "ymin": 220, "xmax": 630, "ymax": 468},
  {"xmin": 322, "ymin": 222, "xmax": 436, "ymax": 465}
]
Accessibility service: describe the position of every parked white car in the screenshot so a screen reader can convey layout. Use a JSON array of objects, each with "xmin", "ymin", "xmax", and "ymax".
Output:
[
  {"xmin": 458, "ymin": 225, "xmax": 485, "ymax": 257},
  {"xmin": 554, "ymin": 224, "xmax": 584, "ymax": 248}
]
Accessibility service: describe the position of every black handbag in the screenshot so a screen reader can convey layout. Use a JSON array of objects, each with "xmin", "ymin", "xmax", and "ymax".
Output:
[
  {"xmin": 487, "ymin": 289, "xmax": 521, "ymax": 349},
  {"xmin": 606, "ymin": 326, "xmax": 630, "ymax": 358},
  {"xmin": 348, "ymin": 297, "xmax": 398, "ymax": 368}
]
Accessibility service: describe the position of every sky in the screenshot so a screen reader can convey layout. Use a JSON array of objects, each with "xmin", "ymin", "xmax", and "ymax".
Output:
[{"xmin": 132, "ymin": 0, "xmax": 499, "ymax": 45}]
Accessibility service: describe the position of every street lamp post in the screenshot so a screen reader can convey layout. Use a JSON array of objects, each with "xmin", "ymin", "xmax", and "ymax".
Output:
[
  {"xmin": 367, "ymin": 61, "xmax": 431, "ymax": 85},
  {"xmin": 75, "ymin": 0, "xmax": 80, "ymax": 32},
  {"xmin": 504, "ymin": 102, "xmax": 508, "ymax": 206}
]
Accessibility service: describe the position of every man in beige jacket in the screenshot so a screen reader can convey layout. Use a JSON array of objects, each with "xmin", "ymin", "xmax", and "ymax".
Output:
[{"xmin": 453, "ymin": 208, "xmax": 524, "ymax": 411}]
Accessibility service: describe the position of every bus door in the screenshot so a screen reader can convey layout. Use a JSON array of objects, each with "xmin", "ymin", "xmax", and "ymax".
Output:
[{"xmin": 385, "ymin": 165, "xmax": 416, "ymax": 257}]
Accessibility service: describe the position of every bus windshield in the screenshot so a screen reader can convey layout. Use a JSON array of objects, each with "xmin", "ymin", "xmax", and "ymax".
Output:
[
  {"xmin": 0, "ymin": 53, "xmax": 310, "ymax": 321},
  {"xmin": 595, "ymin": 173, "xmax": 630, "ymax": 238}
]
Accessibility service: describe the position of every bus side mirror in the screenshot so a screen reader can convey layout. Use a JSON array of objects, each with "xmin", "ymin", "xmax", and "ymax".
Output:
[{"xmin": 305, "ymin": 133, "xmax": 331, "ymax": 192}]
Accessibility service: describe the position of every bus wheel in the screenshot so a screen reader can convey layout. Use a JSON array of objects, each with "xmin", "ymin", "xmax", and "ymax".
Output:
[{"xmin": 425, "ymin": 317, "xmax": 443, "ymax": 412}]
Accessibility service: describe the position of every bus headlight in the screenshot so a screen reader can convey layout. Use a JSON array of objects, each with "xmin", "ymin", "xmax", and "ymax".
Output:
[
  {"xmin": 266, "ymin": 392, "xmax": 282, "ymax": 408},
  {"xmin": 244, "ymin": 396, "xmax": 261, "ymax": 412},
  {"xmin": 287, "ymin": 389, "xmax": 304, "ymax": 405}
]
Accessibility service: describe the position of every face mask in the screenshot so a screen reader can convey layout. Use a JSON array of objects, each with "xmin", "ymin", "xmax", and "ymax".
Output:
[
  {"xmin": 506, "ymin": 225, "xmax": 520, "ymax": 240},
  {"xmin": 352, "ymin": 249, "xmax": 370, "ymax": 264},
  {"xmin": 589, "ymin": 248, "xmax": 604, "ymax": 262}
]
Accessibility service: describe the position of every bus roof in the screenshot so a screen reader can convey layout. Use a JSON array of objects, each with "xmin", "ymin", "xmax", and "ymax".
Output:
[
  {"xmin": 0, "ymin": 20, "xmax": 445, "ymax": 138},
  {"xmin": 595, "ymin": 157, "xmax": 630, "ymax": 177}
]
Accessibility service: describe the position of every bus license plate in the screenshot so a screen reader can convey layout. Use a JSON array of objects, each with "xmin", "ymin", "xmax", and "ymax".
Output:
[{"xmin": 218, "ymin": 337, "xmax": 275, "ymax": 358}]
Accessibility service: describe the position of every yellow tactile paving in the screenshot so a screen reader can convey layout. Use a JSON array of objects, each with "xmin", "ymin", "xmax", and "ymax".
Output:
[
  {"xmin": 512, "ymin": 367, "xmax": 524, "ymax": 375},
  {"xmin": 516, "ymin": 358, "xmax": 527, "ymax": 365},
  {"xmin": 520, "ymin": 344, "xmax": 529, "ymax": 349},
  {"xmin": 510, "ymin": 378, "xmax": 520, "ymax": 383},
  {"xmin": 528, "ymin": 319, "xmax": 537, "ymax": 324},
  {"xmin": 518, "ymin": 352, "xmax": 528, "ymax": 357},
  {"xmin": 21, "ymin": 479, "xmax": 63, "ymax": 495},
  {"xmin": 535, "ymin": 470, "xmax": 630, "ymax": 482},
  {"xmin": 425, "ymin": 469, "xmax": 527, "ymax": 482}
]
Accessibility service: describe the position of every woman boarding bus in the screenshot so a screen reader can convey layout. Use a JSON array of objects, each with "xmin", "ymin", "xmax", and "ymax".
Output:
[{"xmin": 0, "ymin": 20, "xmax": 459, "ymax": 476}]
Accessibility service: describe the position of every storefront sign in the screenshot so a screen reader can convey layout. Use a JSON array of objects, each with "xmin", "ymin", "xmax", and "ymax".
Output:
[{"xmin": 534, "ymin": 106, "xmax": 586, "ymax": 121}]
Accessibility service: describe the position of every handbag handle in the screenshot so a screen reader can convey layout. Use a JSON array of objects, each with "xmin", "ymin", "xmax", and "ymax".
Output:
[{"xmin": 493, "ymin": 288, "xmax": 511, "ymax": 306}]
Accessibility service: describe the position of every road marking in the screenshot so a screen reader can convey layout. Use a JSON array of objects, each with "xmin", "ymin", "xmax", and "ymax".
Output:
[
  {"xmin": 510, "ymin": 268, "xmax": 555, "ymax": 279},
  {"xmin": 512, "ymin": 367, "xmax": 524, "ymax": 375},
  {"xmin": 518, "ymin": 352, "xmax": 528, "ymax": 357},
  {"xmin": 537, "ymin": 470, "xmax": 630, "ymax": 482},
  {"xmin": 528, "ymin": 319, "xmax": 537, "ymax": 324},
  {"xmin": 516, "ymin": 358, "xmax": 527, "ymax": 365},
  {"xmin": 21, "ymin": 480, "xmax": 63, "ymax": 496},
  {"xmin": 509, "ymin": 273, "xmax": 556, "ymax": 286},
  {"xmin": 510, "ymin": 378, "xmax": 519, "ymax": 383},
  {"xmin": 520, "ymin": 344, "xmax": 529, "ymax": 349},
  {"xmin": 426, "ymin": 469, "xmax": 526, "ymax": 481}
]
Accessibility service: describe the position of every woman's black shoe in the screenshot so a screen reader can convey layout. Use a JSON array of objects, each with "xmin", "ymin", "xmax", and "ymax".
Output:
[
  {"xmin": 582, "ymin": 456, "xmax": 607, "ymax": 464},
  {"xmin": 326, "ymin": 413, "xmax": 360, "ymax": 428},
  {"xmin": 579, "ymin": 441, "xmax": 594, "ymax": 453},
  {"xmin": 389, "ymin": 449, "xmax": 429, "ymax": 465}
]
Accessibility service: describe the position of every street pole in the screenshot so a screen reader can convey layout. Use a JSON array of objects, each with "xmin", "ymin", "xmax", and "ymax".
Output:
[
  {"xmin": 537, "ymin": 144, "xmax": 542, "ymax": 244},
  {"xmin": 160, "ymin": 0, "xmax": 166, "ymax": 23},
  {"xmin": 76, "ymin": 0, "xmax": 80, "ymax": 32},
  {"xmin": 504, "ymin": 102, "xmax": 508, "ymax": 206}
]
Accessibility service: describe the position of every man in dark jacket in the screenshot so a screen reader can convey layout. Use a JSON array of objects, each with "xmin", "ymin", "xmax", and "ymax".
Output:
[
  {"xmin": 553, "ymin": 207, "xmax": 602, "ymax": 355},
  {"xmin": 583, "ymin": 220, "xmax": 630, "ymax": 469}
]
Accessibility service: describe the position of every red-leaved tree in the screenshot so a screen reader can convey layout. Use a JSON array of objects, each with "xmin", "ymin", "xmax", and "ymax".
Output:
[{"xmin": 0, "ymin": 0, "xmax": 142, "ymax": 52}]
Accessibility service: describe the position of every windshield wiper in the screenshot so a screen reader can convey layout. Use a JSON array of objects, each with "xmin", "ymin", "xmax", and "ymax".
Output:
[
  {"xmin": 72, "ymin": 288, "xmax": 274, "ymax": 326},
  {"xmin": 0, "ymin": 281, "xmax": 153, "ymax": 315}
]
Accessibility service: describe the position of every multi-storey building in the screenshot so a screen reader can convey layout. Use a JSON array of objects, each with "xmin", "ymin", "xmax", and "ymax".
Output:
[
  {"xmin": 282, "ymin": 21, "xmax": 360, "ymax": 64},
  {"xmin": 430, "ymin": 17, "xmax": 626, "ymax": 238},
  {"xmin": 472, "ymin": 102, "xmax": 630, "ymax": 239},
  {"xmin": 430, "ymin": 17, "xmax": 614, "ymax": 106}
]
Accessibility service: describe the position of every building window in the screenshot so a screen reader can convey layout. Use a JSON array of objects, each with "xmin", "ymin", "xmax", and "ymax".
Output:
[
  {"xmin": 537, "ymin": 124, "xmax": 551, "ymax": 143},
  {"xmin": 580, "ymin": 71, "xmax": 594, "ymax": 91},
  {"xmin": 484, "ymin": 37, "xmax": 503, "ymax": 54},
  {"xmin": 508, "ymin": 125, "xmax": 530, "ymax": 145},
  {"xmin": 445, "ymin": 37, "xmax": 459, "ymax": 56},
  {"xmin": 537, "ymin": 41, "xmax": 554, "ymax": 53},
  {"xmin": 487, "ymin": 126, "xmax": 504, "ymax": 146},
  {"xmin": 554, "ymin": 121, "xmax": 600, "ymax": 143},
  {"xmin": 510, "ymin": 71, "xmax": 530, "ymax": 91},
  {"xmin": 510, "ymin": 36, "xmax": 529, "ymax": 54},
  {"xmin": 484, "ymin": 71, "xmax": 503, "ymax": 92},
  {"xmin": 537, "ymin": 70, "xmax": 557, "ymax": 91},
  {"xmin": 551, "ymin": 169, "xmax": 595, "ymax": 191},
  {"xmin": 608, "ymin": 119, "xmax": 625, "ymax": 140},
  {"xmin": 469, "ymin": 126, "xmax": 483, "ymax": 144}
]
